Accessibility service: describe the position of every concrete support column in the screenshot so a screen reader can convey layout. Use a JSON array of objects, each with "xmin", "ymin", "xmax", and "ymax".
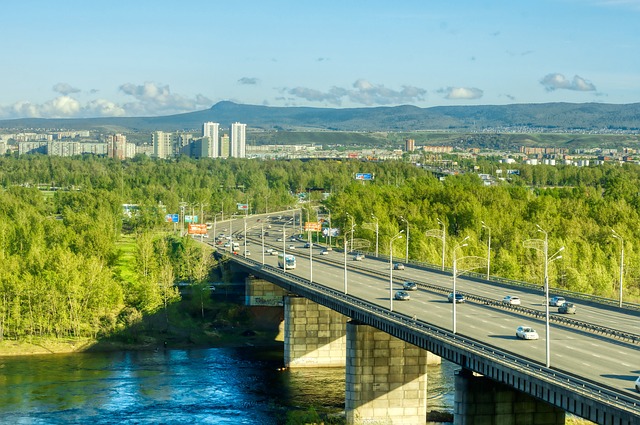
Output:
[
  {"xmin": 345, "ymin": 320, "xmax": 428, "ymax": 425},
  {"xmin": 454, "ymin": 369, "xmax": 565, "ymax": 425},
  {"xmin": 284, "ymin": 296, "xmax": 348, "ymax": 368},
  {"xmin": 245, "ymin": 276, "xmax": 287, "ymax": 306}
]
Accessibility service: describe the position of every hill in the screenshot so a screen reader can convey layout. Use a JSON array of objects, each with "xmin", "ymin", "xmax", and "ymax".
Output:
[{"xmin": 1, "ymin": 101, "xmax": 639, "ymax": 132}]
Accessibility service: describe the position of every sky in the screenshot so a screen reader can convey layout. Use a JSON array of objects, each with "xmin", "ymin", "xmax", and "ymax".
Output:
[{"xmin": 1, "ymin": 0, "xmax": 639, "ymax": 119}]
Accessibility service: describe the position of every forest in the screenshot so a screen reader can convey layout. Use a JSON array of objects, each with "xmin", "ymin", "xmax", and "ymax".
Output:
[{"xmin": 0, "ymin": 154, "xmax": 638, "ymax": 342}]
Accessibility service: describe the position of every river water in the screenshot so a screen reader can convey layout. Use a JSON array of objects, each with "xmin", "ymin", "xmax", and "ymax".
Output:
[{"xmin": 0, "ymin": 347, "xmax": 455, "ymax": 424}]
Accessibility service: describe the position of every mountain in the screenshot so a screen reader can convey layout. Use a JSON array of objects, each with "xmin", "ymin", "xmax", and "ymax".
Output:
[{"xmin": 1, "ymin": 101, "xmax": 639, "ymax": 132}]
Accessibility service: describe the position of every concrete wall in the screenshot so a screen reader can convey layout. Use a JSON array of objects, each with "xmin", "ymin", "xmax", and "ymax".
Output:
[
  {"xmin": 454, "ymin": 368, "xmax": 565, "ymax": 425},
  {"xmin": 284, "ymin": 296, "xmax": 348, "ymax": 368},
  {"xmin": 245, "ymin": 276, "xmax": 287, "ymax": 306},
  {"xmin": 345, "ymin": 320, "xmax": 428, "ymax": 425}
]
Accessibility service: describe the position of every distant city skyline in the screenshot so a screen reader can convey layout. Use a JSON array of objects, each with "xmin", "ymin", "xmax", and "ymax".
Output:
[{"xmin": 1, "ymin": 1, "xmax": 639, "ymax": 119}]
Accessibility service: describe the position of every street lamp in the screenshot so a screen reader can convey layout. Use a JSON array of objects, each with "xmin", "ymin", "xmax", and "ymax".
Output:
[
  {"xmin": 481, "ymin": 221, "xmax": 491, "ymax": 280},
  {"xmin": 243, "ymin": 216, "xmax": 247, "ymax": 258},
  {"xmin": 452, "ymin": 236, "xmax": 469, "ymax": 334},
  {"xmin": 261, "ymin": 221, "xmax": 265, "ymax": 265},
  {"xmin": 308, "ymin": 225, "xmax": 313, "ymax": 283},
  {"xmin": 371, "ymin": 214, "xmax": 379, "ymax": 257},
  {"xmin": 525, "ymin": 225, "xmax": 564, "ymax": 368},
  {"xmin": 346, "ymin": 212, "xmax": 355, "ymax": 252},
  {"xmin": 389, "ymin": 230, "xmax": 404, "ymax": 312},
  {"xmin": 426, "ymin": 219, "xmax": 446, "ymax": 270},
  {"xmin": 343, "ymin": 238, "xmax": 348, "ymax": 294},
  {"xmin": 327, "ymin": 208, "xmax": 332, "ymax": 248},
  {"xmin": 282, "ymin": 218, "xmax": 293, "ymax": 273},
  {"xmin": 612, "ymin": 229, "xmax": 624, "ymax": 308},
  {"xmin": 400, "ymin": 216, "xmax": 409, "ymax": 263},
  {"xmin": 438, "ymin": 218, "xmax": 446, "ymax": 270}
]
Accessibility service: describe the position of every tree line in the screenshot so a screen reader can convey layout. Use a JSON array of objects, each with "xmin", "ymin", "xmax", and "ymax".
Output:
[{"xmin": 0, "ymin": 154, "xmax": 637, "ymax": 341}]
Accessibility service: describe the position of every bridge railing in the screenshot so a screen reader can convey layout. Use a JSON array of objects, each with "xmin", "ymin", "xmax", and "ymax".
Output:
[
  {"xmin": 230, "ymin": 253, "xmax": 640, "ymax": 419},
  {"xmin": 351, "ymin": 249, "xmax": 640, "ymax": 312}
]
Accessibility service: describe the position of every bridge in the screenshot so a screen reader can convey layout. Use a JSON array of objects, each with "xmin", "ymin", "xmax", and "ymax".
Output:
[{"xmin": 211, "ymin": 214, "xmax": 640, "ymax": 424}]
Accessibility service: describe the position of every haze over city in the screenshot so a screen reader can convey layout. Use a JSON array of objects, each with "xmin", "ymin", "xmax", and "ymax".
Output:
[{"xmin": 2, "ymin": 0, "xmax": 639, "ymax": 119}]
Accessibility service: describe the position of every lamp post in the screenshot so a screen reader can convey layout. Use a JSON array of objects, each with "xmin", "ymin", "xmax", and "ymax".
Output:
[
  {"xmin": 243, "ymin": 216, "xmax": 247, "ymax": 258},
  {"xmin": 400, "ymin": 216, "xmax": 409, "ymax": 263},
  {"xmin": 612, "ymin": 229, "xmax": 624, "ymax": 308},
  {"xmin": 371, "ymin": 214, "xmax": 379, "ymax": 257},
  {"xmin": 282, "ymin": 219, "xmax": 293, "ymax": 273},
  {"xmin": 438, "ymin": 218, "xmax": 446, "ymax": 271},
  {"xmin": 212, "ymin": 212, "xmax": 222, "ymax": 246},
  {"xmin": 308, "ymin": 227, "xmax": 313, "ymax": 283},
  {"xmin": 327, "ymin": 208, "xmax": 332, "ymax": 248},
  {"xmin": 525, "ymin": 225, "xmax": 564, "ymax": 368},
  {"xmin": 346, "ymin": 213, "xmax": 355, "ymax": 252},
  {"xmin": 261, "ymin": 222, "xmax": 265, "ymax": 265},
  {"xmin": 426, "ymin": 219, "xmax": 446, "ymax": 270},
  {"xmin": 343, "ymin": 238, "xmax": 348, "ymax": 294},
  {"xmin": 389, "ymin": 230, "xmax": 404, "ymax": 312},
  {"xmin": 481, "ymin": 221, "xmax": 491, "ymax": 280},
  {"xmin": 452, "ymin": 236, "xmax": 469, "ymax": 334}
]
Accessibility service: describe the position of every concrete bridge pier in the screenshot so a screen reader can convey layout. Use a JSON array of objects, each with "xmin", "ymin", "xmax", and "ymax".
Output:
[
  {"xmin": 345, "ymin": 320, "xmax": 428, "ymax": 425},
  {"xmin": 284, "ymin": 296, "xmax": 349, "ymax": 368},
  {"xmin": 454, "ymin": 368, "xmax": 565, "ymax": 425}
]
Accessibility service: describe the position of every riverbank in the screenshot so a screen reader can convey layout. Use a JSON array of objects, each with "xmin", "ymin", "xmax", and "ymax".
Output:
[{"xmin": 0, "ymin": 325, "xmax": 284, "ymax": 357}]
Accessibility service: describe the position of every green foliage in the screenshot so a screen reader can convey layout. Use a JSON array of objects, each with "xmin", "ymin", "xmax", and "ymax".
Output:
[{"xmin": 0, "ymin": 153, "xmax": 638, "ymax": 344}]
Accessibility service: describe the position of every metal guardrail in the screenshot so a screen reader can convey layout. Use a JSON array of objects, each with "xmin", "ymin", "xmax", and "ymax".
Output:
[
  {"xmin": 371, "ymin": 251, "xmax": 640, "ymax": 312},
  {"xmin": 228, "ymin": 253, "xmax": 640, "ymax": 419},
  {"xmin": 291, "ymin": 248, "xmax": 640, "ymax": 344}
]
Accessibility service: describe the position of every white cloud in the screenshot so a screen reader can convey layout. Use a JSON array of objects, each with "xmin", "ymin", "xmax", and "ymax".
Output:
[
  {"xmin": 540, "ymin": 73, "xmax": 596, "ymax": 92},
  {"xmin": 286, "ymin": 79, "xmax": 427, "ymax": 106},
  {"xmin": 53, "ymin": 82, "xmax": 81, "ymax": 95},
  {"xmin": 0, "ymin": 82, "xmax": 213, "ymax": 119},
  {"xmin": 438, "ymin": 87, "xmax": 484, "ymax": 100}
]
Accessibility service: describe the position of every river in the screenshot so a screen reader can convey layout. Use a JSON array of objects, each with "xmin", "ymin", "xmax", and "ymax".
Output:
[{"xmin": 0, "ymin": 346, "xmax": 455, "ymax": 424}]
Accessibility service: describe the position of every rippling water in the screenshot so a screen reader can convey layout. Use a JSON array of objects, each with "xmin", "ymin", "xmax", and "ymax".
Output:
[{"xmin": 0, "ymin": 347, "xmax": 454, "ymax": 424}]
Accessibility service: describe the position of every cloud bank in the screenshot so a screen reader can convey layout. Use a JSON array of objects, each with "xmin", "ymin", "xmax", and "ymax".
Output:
[
  {"xmin": 438, "ymin": 87, "xmax": 484, "ymax": 100},
  {"xmin": 286, "ymin": 79, "xmax": 427, "ymax": 106},
  {"xmin": 540, "ymin": 73, "xmax": 596, "ymax": 92},
  {"xmin": 0, "ymin": 82, "xmax": 212, "ymax": 119}
]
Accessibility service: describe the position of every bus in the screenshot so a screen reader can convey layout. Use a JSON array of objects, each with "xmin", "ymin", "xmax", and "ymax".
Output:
[{"xmin": 278, "ymin": 253, "xmax": 296, "ymax": 270}]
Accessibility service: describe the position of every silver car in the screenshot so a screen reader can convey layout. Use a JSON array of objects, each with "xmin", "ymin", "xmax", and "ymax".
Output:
[
  {"xmin": 503, "ymin": 295, "xmax": 521, "ymax": 305},
  {"xmin": 394, "ymin": 290, "xmax": 411, "ymax": 301},
  {"xmin": 516, "ymin": 326, "xmax": 539, "ymax": 340}
]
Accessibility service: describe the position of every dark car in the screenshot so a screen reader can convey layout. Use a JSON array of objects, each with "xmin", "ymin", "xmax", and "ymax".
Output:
[
  {"xmin": 402, "ymin": 281, "xmax": 418, "ymax": 291},
  {"xmin": 558, "ymin": 302, "xmax": 576, "ymax": 314},
  {"xmin": 394, "ymin": 290, "xmax": 411, "ymax": 301},
  {"xmin": 447, "ymin": 293, "xmax": 465, "ymax": 303}
]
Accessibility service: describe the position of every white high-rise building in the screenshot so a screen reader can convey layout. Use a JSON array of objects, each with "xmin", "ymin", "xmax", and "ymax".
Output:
[
  {"xmin": 202, "ymin": 122, "xmax": 220, "ymax": 158},
  {"xmin": 152, "ymin": 131, "xmax": 173, "ymax": 159},
  {"xmin": 230, "ymin": 122, "xmax": 246, "ymax": 158}
]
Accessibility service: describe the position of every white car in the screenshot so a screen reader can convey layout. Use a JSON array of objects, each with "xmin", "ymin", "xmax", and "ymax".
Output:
[
  {"xmin": 320, "ymin": 249, "xmax": 329, "ymax": 255},
  {"xmin": 516, "ymin": 326, "xmax": 539, "ymax": 340},
  {"xmin": 276, "ymin": 238, "xmax": 283, "ymax": 242},
  {"xmin": 549, "ymin": 296, "xmax": 566, "ymax": 306},
  {"xmin": 353, "ymin": 254, "xmax": 365, "ymax": 261},
  {"xmin": 502, "ymin": 295, "xmax": 521, "ymax": 305},
  {"xmin": 288, "ymin": 245, "xmax": 296, "ymax": 250},
  {"xmin": 635, "ymin": 376, "xmax": 640, "ymax": 392}
]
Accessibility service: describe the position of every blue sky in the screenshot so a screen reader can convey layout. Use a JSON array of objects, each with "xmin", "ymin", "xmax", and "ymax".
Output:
[{"xmin": 1, "ymin": 0, "xmax": 639, "ymax": 119}]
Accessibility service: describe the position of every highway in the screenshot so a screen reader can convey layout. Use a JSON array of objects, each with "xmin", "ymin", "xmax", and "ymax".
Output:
[{"xmin": 212, "ymin": 213, "xmax": 640, "ymax": 398}]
